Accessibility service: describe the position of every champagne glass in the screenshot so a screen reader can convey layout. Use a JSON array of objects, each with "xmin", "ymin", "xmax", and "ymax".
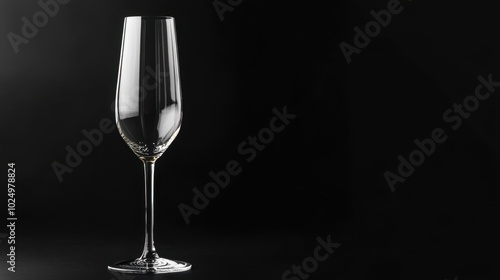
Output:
[{"xmin": 108, "ymin": 16, "xmax": 191, "ymax": 274}]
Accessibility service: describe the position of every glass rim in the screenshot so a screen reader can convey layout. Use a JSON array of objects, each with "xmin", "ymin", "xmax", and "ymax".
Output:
[{"xmin": 125, "ymin": 16, "xmax": 175, "ymax": 20}]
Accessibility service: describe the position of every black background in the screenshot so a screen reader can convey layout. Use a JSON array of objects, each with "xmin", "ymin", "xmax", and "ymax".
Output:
[{"xmin": 1, "ymin": 0, "xmax": 499, "ymax": 279}]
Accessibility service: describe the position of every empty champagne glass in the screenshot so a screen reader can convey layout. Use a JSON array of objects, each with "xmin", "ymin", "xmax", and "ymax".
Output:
[{"xmin": 108, "ymin": 16, "xmax": 191, "ymax": 274}]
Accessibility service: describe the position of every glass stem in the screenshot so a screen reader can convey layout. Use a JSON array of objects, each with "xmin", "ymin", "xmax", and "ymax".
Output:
[{"xmin": 140, "ymin": 160, "xmax": 159, "ymax": 260}]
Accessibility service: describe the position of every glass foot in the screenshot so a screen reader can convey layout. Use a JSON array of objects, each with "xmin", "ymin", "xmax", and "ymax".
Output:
[{"xmin": 108, "ymin": 257, "xmax": 192, "ymax": 274}]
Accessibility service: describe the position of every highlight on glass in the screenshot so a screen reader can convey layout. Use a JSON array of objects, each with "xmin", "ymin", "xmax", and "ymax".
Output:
[{"xmin": 108, "ymin": 16, "xmax": 192, "ymax": 274}]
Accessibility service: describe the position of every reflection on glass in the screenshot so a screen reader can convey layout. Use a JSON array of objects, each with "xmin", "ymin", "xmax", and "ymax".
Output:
[{"xmin": 108, "ymin": 16, "xmax": 192, "ymax": 274}]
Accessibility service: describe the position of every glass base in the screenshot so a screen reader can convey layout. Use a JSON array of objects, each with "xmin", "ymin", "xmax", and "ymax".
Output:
[{"xmin": 108, "ymin": 257, "xmax": 192, "ymax": 274}]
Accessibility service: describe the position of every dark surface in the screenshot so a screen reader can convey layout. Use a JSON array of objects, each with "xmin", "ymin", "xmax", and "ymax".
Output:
[
  {"xmin": 1, "ymin": 0, "xmax": 500, "ymax": 279},
  {"xmin": 0, "ymin": 226, "xmax": 303, "ymax": 280}
]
